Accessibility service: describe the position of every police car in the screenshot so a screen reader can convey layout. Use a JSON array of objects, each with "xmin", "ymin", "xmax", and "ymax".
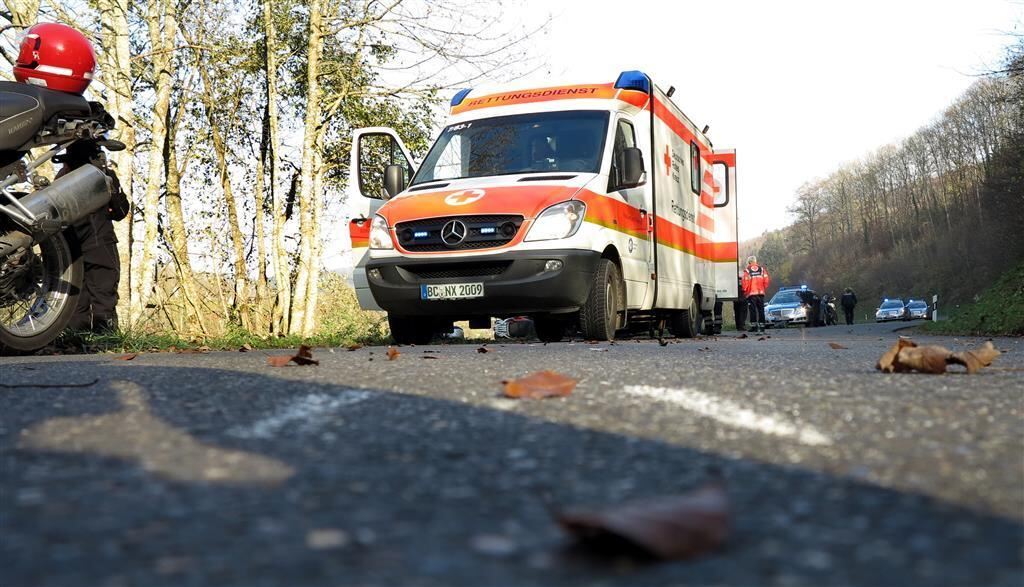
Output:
[
  {"xmin": 765, "ymin": 285, "xmax": 815, "ymax": 327},
  {"xmin": 905, "ymin": 299, "xmax": 930, "ymax": 320},
  {"xmin": 875, "ymin": 299, "xmax": 908, "ymax": 322}
]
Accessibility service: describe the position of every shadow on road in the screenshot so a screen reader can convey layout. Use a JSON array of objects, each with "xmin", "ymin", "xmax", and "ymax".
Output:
[{"xmin": 2, "ymin": 361, "xmax": 1021, "ymax": 587}]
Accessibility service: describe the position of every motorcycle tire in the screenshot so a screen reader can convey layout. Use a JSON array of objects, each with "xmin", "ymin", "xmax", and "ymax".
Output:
[{"xmin": 0, "ymin": 230, "xmax": 83, "ymax": 355}]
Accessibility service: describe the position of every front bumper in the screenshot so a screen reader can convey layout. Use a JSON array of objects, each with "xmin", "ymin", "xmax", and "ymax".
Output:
[
  {"xmin": 766, "ymin": 309, "xmax": 808, "ymax": 326},
  {"xmin": 876, "ymin": 314, "xmax": 904, "ymax": 322},
  {"xmin": 366, "ymin": 249, "xmax": 601, "ymax": 317}
]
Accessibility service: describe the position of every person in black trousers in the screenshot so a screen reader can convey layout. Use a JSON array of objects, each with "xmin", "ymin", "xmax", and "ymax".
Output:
[{"xmin": 840, "ymin": 287, "xmax": 857, "ymax": 325}]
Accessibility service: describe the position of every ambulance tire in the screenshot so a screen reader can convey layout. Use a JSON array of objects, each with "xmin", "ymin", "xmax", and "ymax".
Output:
[
  {"xmin": 534, "ymin": 316, "xmax": 565, "ymax": 342},
  {"xmin": 669, "ymin": 291, "xmax": 702, "ymax": 338},
  {"xmin": 579, "ymin": 259, "xmax": 622, "ymax": 341},
  {"xmin": 388, "ymin": 314, "xmax": 435, "ymax": 345}
]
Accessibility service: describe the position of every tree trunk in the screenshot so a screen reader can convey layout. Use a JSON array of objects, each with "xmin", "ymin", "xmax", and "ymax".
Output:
[
  {"xmin": 253, "ymin": 102, "xmax": 270, "ymax": 331},
  {"xmin": 133, "ymin": 0, "xmax": 177, "ymax": 325},
  {"xmin": 288, "ymin": 0, "xmax": 324, "ymax": 336},
  {"xmin": 163, "ymin": 102, "xmax": 207, "ymax": 334},
  {"xmin": 264, "ymin": 0, "xmax": 290, "ymax": 335},
  {"xmin": 96, "ymin": 0, "xmax": 137, "ymax": 326},
  {"xmin": 196, "ymin": 65, "xmax": 251, "ymax": 330}
]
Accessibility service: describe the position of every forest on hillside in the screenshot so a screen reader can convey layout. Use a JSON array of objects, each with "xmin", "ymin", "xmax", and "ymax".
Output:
[
  {"xmin": 0, "ymin": 0, "xmax": 538, "ymax": 339},
  {"xmin": 751, "ymin": 39, "xmax": 1023, "ymax": 316}
]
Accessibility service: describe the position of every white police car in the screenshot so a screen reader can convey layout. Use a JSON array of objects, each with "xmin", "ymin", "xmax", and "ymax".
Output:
[{"xmin": 875, "ymin": 299, "xmax": 908, "ymax": 322}]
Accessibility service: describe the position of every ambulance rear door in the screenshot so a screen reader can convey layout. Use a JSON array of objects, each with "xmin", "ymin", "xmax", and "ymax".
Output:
[{"xmin": 708, "ymin": 149, "xmax": 738, "ymax": 299}]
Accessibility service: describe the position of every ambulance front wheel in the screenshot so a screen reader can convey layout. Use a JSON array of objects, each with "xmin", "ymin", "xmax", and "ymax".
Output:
[
  {"xmin": 579, "ymin": 258, "xmax": 623, "ymax": 341},
  {"xmin": 388, "ymin": 314, "xmax": 435, "ymax": 345}
]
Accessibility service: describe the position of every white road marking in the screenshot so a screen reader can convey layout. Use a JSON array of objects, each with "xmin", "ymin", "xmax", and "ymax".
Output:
[
  {"xmin": 228, "ymin": 391, "xmax": 374, "ymax": 439},
  {"xmin": 622, "ymin": 385, "xmax": 833, "ymax": 447}
]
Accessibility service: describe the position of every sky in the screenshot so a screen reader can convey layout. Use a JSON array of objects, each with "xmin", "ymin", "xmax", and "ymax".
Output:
[{"xmin": 517, "ymin": 0, "xmax": 1022, "ymax": 240}]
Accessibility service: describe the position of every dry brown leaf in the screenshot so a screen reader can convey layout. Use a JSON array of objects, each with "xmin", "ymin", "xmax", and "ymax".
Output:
[
  {"xmin": 828, "ymin": 342, "xmax": 848, "ymax": 350},
  {"xmin": 114, "ymin": 353, "xmax": 138, "ymax": 361},
  {"xmin": 477, "ymin": 346, "xmax": 491, "ymax": 354},
  {"xmin": 557, "ymin": 479, "xmax": 730, "ymax": 560},
  {"xmin": 386, "ymin": 347, "xmax": 401, "ymax": 361},
  {"xmin": 266, "ymin": 345, "xmax": 320, "ymax": 367},
  {"xmin": 239, "ymin": 343, "xmax": 253, "ymax": 352},
  {"xmin": 503, "ymin": 370, "xmax": 577, "ymax": 399},
  {"xmin": 346, "ymin": 344, "xmax": 363, "ymax": 351},
  {"xmin": 877, "ymin": 338, "xmax": 1001, "ymax": 374},
  {"xmin": 949, "ymin": 341, "xmax": 1001, "ymax": 374},
  {"xmin": 291, "ymin": 345, "xmax": 319, "ymax": 366},
  {"xmin": 876, "ymin": 337, "xmax": 917, "ymax": 373}
]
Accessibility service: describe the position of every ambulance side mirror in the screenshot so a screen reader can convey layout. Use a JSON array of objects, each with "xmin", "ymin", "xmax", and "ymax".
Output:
[
  {"xmin": 383, "ymin": 164, "xmax": 406, "ymax": 199},
  {"xmin": 621, "ymin": 147, "xmax": 646, "ymax": 189}
]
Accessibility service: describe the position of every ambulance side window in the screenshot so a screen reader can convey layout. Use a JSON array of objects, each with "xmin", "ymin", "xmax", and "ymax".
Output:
[
  {"xmin": 712, "ymin": 161, "xmax": 729, "ymax": 207},
  {"xmin": 690, "ymin": 141, "xmax": 701, "ymax": 195},
  {"xmin": 609, "ymin": 119, "xmax": 637, "ymax": 191}
]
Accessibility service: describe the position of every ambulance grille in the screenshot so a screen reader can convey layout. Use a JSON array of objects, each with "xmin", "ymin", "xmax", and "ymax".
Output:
[
  {"xmin": 401, "ymin": 261, "xmax": 512, "ymax": 280},
  {"xmin": 395, "ymin": 215, "xmax": 524, "ymax": 251}
]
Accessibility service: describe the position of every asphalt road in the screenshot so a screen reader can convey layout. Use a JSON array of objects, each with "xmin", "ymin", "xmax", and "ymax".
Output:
[{"xmin": 2, "ymin": 322, "xmax": 1022, "ymax": 587}]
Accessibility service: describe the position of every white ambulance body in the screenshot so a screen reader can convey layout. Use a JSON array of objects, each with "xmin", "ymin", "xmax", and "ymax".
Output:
[{"xmin": 347, "ymin": 71, "xmax": 738, "ymax": 344}]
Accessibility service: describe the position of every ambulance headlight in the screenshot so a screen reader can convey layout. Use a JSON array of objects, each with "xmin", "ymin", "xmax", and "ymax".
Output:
[
  {"xmin": 525, "ymin": 201, "xmax": 587, "ymax": 242},
  {"xmin": 369, "ymin": 215, "xmax": 394, "ymax": 250}
]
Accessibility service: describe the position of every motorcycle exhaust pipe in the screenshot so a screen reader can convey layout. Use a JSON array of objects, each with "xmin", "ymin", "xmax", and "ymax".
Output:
[{"xmin": 0, "ymin": 165, "xmax": 112, "ymax": 259}]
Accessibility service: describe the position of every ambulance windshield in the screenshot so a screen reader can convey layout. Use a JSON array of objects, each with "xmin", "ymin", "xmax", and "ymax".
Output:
[{"xmin": 411, "ymin": 110, "xmax": 609, "ymax": 185}]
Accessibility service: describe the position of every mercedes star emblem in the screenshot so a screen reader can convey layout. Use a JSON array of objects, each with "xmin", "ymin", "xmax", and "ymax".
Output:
[{"xmin": 440, "ymin": 219, "xmax": 468, "ymax": 246}]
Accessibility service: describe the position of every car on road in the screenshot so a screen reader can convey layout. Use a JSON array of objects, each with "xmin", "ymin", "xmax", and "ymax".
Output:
[
  {"xmin": 875, "ymin": 298, "xmax": 908, "ymax": 322},
  {"xmin": 905, "ymin": 299, "xmax": 930, "ymax": 320},
  {"xmin": 765, "ymin": 286, "xmax": 816, "ymax": 328}
]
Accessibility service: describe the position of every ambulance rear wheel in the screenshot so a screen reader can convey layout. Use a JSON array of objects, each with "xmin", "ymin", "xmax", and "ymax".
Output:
[
  {"xmin": 669, "ymin": 291, "xmax": 702, "ymax": 338},
  {"xmin": 579, "ymin": 259, "xmax": 622, "ymax": 341},
  {"xmin": 388, "ymin": 314, "xmax": 435, "ymax": 345}
]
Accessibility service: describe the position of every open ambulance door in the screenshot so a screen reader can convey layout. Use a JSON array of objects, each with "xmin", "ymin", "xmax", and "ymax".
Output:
[
  {"xmin": 708, "ymin": 150, "xmax": 738, "ymax": 299},
  {"xmin": 347, "ymin": 127, "xmax": 416, "ymax": 311}
]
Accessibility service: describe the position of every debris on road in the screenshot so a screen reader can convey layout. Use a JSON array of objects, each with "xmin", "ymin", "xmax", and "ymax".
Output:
[
  {"xmin": 477, "ymin": 346, "xmax": 491, "ymax": 354},
  {"xmin": 828, "ymin": 342, "xmax": 848, "ymax": 350},
  {"xmin": 346, "ymin": 344, "xmax": 363, "ymax": 351},
  {"xmin": 877, "ymin": 338, "xmax": 1001, "ymax": 374},
  {"xmin": 114, "ymin": 353, "xmax": 138, "ymax": 361},
  {"xmin": 556, "ymin": 476, "xmax": 731, "ymax": 560},
  {"xmin": 387, "ymin": 347, "xmax": 401, "ymax": 361},
  {"xmin": 502, "ymin": 370, "xmax": 577, "ymax": 399},
  {"xmin": 266, "ymin": 345, "xmax": 319, "ymax": 367},
  {"xmin": 305, "ymin": 528, "xmax": 349, "ymax": 550}
]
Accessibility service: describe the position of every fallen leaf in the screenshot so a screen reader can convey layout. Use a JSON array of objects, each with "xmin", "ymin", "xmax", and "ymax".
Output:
[
  {"xmin": 346, "ymin": 344, "xmax": 363, "ymax": 351},
  {"xmin": 387, "ymin": 347, "xmax": 401, "ymax": 361},
  {"xmin": 477, "ymin": 346, "xmax": 491, "ymax": 354},
  {"xmin": 757, "ymin": 337, "xmax": 765, "ymax": 341},
  {"xmin": 949, "ymin": 341, "xmax": 1001, "ymax": 374},
  {"xmin": 590, "ymin": 348, "xmax": 608, "ymax": 352},
  {"xmin": 876, "ymin": 338, "xmax": 1001, "ymax": 374},
  {"xmin": 114, "ymin": 353, "xmax": 137, "ymax": 361},
  {"xmin": 239, "ymin": 343, "xmax": 253, "ymax": 352},
  {"xmin": 557, "ymin": 478, "xmax": 730, "ymax": 560},
  {"xmin": 421, "ymin": 355, "xmax": 440, "ymax": 360},
  {"xmin": 267, "ymin": 345, "xmax": 320, "ymax": 367},
  {"xmin": 828, "ymin": 342, "xmax": 847, "ymax": 350},
  {"xmin": 737, "ymin": 333, "xmax": 748, "ymax": 339},
  {"xmin": 503, "ymin": 370, "xmax": 577, "ymax": 399}
]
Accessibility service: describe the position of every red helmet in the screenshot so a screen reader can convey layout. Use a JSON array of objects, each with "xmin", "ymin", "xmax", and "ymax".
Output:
[{"xmin": 14, "ymin": 22, "xmax": 96, "ymax": 95}]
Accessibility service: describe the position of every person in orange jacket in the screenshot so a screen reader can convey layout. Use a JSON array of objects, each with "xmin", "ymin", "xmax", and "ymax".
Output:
[{"xmin": 741, "ymin": 255, "xmax": 771, "ymax": 332}]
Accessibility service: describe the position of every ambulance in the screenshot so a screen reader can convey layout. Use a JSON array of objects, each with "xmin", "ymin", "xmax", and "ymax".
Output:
[{"xmin": 346, "ymin": 71, "xmax": 738, "ymax": 344}]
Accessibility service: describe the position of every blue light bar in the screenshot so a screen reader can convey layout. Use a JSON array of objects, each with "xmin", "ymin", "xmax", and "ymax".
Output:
[
  {"xmin": 480, "ymin": 227, "xmax": 496, "ymax": 235},
  {"xmin": 413, "ymin": 231, "xmax": 429, "ymax": 238},
  {"xmin": 614, "ymin": 70, "xmax": 650, "ymax": 94},
  {"xmin": 450, "ymin": 88, "xmax": 472, "ymax": 107}
]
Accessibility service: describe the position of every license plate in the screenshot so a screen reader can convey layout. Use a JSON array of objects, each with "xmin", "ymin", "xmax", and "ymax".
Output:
[{"xmin": 420, "ymin": 282, "xmax": 484, "ymax": 300}]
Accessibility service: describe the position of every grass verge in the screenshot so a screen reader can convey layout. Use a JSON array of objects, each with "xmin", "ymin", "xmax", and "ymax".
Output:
[{"xmin": 921, "ymin": 262, "xmax": 1024, "ymax": 336}]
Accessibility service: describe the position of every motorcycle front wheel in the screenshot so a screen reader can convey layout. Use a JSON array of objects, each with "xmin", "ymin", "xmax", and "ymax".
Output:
[{"xmin": 0, "ymin": 230, "xmax": 83, "ymax": 355}]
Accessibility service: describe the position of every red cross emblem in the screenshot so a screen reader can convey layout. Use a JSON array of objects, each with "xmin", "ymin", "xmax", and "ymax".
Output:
[{"xmin": 663, "ymin": 146, "xmax": 671, "ymax": 176}]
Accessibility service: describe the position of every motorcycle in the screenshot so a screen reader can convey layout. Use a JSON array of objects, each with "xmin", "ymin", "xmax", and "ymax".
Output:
[
  {"xmin": 821, "ymin": 294, "xmax": 839, "ymax": 326},
  {"xmin": 0, "ymin": 81, "xmax": 121, "ymax": 354}
]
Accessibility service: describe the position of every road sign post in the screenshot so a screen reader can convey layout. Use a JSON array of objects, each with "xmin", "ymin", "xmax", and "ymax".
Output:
[{"xmin": 932, "ymin": 294, "xmax": 938, "ymax": 322}]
